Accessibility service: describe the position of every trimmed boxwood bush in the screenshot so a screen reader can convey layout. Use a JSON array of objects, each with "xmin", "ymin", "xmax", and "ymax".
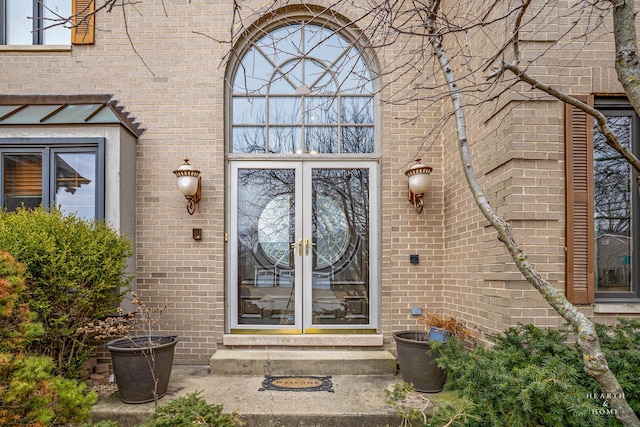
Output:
[{"xmin": 0, "ymin": 207, "xmax": 133, "ymax": 377}]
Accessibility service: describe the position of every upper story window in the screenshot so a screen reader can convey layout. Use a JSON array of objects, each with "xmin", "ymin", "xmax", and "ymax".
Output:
[
  {"xmin": 230, "ymin": 22, "xmax": 375, "ymax": 155},
  {"xmin": 1, "ymin": 0, "xmax": 71, "ymax": 45},
  {"xmin": 593, "ymin": 99, "xmax": 639, "ymax": 301},
  {"xmin": 1, "ymin": 1, "xmax": 95, "ymax": 46}
]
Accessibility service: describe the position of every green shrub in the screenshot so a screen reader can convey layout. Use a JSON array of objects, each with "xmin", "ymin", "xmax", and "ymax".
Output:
[
  {"xmin": 0, "ymin": 354, "xmax": 97, "ymax": 427},
  {"xmin": 0, "ymin": 250, "xmax": 24, "ymax": 315},
  {"xmin": 0, "ymin": 207, "xmax": 133, "ymax": 377},
  {"xmin": 0, "ymin": 251, "xmax": 42, "ymax": 352},
  {"xmin": 596, "ymin": 319, "xmax": 640, "ymax": 416},
  {"xmin": 141, "ymin": 391, "xmax": 243, "ymax": 427},
  {"xmin": 80, "ymin": 422, "xmax": 119, "ymax": 427},
  {"xmin": 430, "ymin": 324, "xmax": 639, "ymax": 426},
  {"xmin": 0, "ymin": 251, "xmax": 95, "ymax": 427}
]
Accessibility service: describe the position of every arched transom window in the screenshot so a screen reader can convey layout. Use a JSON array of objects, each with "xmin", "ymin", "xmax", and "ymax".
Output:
[
  {"xmin": 231, "ymin": 23, "xmax": 375, "ymax": 154},
  {"xmin": 227, "ymin": 19, "xmax": 379, "ymax": 335}
]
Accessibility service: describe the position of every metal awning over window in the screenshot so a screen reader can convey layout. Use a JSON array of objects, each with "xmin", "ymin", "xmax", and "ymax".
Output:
[{"xmin": 0, "ymin": 95, "xmax": 145, "ymax": 137}]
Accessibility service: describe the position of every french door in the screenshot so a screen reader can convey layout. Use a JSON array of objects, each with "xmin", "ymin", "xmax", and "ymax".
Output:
[{"xmin": 229, "ymin": 161, "xmax": 378, "ymax": 333}]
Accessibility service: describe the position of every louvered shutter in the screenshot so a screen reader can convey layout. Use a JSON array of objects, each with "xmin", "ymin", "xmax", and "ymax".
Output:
[
  {"xmin": 565, "ymin": 96, "xmax": 595, "ymax": 304},
  {"xmin": 71, "ymin": 0, "xmax": 95, "ymax": 45}
]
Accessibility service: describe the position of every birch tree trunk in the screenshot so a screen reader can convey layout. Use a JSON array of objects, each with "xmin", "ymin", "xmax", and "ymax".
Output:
[
  {"xmin": 425, "ymin": 5, "xmax": 640, "ymax": 426},
  {"xmin": 612, "ymin": 0, "xmax": 640, "ymax": 119}
]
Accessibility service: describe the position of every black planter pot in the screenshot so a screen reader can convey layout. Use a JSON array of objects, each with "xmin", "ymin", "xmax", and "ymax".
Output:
[
  {"xmin": 393, "ymin": 330, "xmax": 446, "ymax": 393},
  {"xmin": 106, "ymin": 335, "xmax": 178, "ymax": 404}
]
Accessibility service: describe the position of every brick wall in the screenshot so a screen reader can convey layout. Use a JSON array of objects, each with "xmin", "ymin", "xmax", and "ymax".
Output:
[{"xmin": 1, "ymin": 0, "xmax": 637, "ymax": 363}]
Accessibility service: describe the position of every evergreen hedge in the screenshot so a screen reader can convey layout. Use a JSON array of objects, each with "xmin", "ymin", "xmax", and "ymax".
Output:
[{"xmin": 427, "ymin": 323, "xmax": 640, "ymax": 426}]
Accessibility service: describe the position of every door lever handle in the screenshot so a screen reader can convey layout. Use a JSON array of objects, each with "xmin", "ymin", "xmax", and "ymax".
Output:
[
  {"xmin": 291, "ymin": 239, "xmax": 302, "ymax": 256},
  {"xmin": 305, "ymin": 238, "xmax": 316, "ymax": 256}
]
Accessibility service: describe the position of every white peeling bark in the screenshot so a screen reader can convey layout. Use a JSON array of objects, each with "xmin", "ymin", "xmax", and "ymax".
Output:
[
  {"xmin": 425, "ymin": 7, "xmax": 640, "ymax": 426},
  {"xmin": 611, "ymin": 0, "xmax": 640, "ymax": 119},
  {"xmin": 497, "ymin": 62, "xmax": 640, "ymax": 193}
]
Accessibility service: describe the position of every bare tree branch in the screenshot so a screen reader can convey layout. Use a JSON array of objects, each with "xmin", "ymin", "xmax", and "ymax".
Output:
[
  {"xmin": 426, "ymin": 1, "xmax": 640, "ymax": 425},
  {"xmin": 492, "ymin": 60, "xmax": 640, "ymax": 192}
]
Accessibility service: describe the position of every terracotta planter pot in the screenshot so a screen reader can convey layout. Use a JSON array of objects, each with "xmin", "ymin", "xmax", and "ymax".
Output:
[
  {"xmin": 393, "ymin": 331, "xmax": 446, "ymax": 393},
  {"xmin": 106, "ymin": 335, "xmax": 178, "ymax": 404}
]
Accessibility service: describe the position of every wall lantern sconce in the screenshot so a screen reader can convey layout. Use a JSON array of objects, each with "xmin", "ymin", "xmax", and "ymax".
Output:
[
  {"xmin": 405, "ymin": 159, "xmax": 432, "ymax": 214},
  {"xmin": 173, "ymin": 157, "xmax": 201, "ymax": 215}
]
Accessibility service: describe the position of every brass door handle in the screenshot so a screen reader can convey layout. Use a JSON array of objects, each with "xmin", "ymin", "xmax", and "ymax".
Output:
[
  {"xmin": 291, "ymin": 239, "xmax": 302, "ymax": 256},
  {"xmin": 305, "ymin": 238, "xmax": 316, "ymax": 256}
]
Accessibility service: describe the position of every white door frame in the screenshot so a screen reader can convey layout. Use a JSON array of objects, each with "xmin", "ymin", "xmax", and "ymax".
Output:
[{"xmin": 228, "ymin": 160, "xmax": 379, "ymax": 333}]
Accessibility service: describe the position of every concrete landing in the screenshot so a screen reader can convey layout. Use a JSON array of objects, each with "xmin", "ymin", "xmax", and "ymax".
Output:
[
  {"xmin": 90, "ymin": 365, "xmax": 409, "ymax": 427},
  {"xmin": 210, "ymin": 350, "xmax": 398, "ymax": 376}
]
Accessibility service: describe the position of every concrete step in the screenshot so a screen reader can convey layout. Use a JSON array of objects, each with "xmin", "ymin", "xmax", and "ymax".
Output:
[
  {"xmin": 210, "ymin": 350, "xmax": 398, "ymax": 376},
  {"xmin": 91, "ymin": 365, "xmax": 413, "ymax": 427}
]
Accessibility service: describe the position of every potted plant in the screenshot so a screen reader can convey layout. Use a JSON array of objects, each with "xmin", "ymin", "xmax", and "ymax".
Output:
[
  {"xmin": 78, "ymin": 293, "xmax": 178, "ymax": 405},
  {"xmin": 419, "ymin": 311, "xmax": 474, "ymax": 343},
  {"xmin": 393, "ymin": 309, "xmax": 474, "ymax": 392}
]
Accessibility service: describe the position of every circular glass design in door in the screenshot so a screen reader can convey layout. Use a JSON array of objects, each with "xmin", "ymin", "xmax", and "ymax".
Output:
[
  {"xmin": 258, "ymin": 194, "xmax": 292, "ymax": 267},
  {"xmin": 314, "ymin": 196, "xmax": 350, "ymax": 269},
  {"xmin": 258, "ymin": 194, "xmax": 350, "ymax": 269}
]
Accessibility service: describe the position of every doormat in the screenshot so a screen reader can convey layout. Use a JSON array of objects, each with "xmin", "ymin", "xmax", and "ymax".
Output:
[{"xmin": 258, "ymin": 375, "xmax": 334, "ymax": 392}]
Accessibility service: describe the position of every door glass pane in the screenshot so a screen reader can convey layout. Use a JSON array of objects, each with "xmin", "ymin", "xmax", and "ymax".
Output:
[
  {"xmin": 233, "ymin": 49, "xmax": 272, "ymax": 95},
  {"xmin": 341, "ymin": 97, "xmax": 373, "ymax": 123},
  {"xmin": 306, "ymin": 127, "xmax": 338, "ymax": 154},
  {"xmin": 334, "ymin": 49, "xmax": 374, "ymax": 94},
  {"xmin": 306, "ymin": 97, "xmax": 337, "ymax": 124},
  {"xmin": 231, "ymin": 23, "xmax": 375, "ymax": 155},
  {"xmin": 341, "ymin": 127, "xmax": 374, "ymax": 153},
  {"xmin": 268, "ymin": 127, "xmax": 301, "ymax": 154},
  {"xmin": 55, "ymin": 152, "xmax": 95, "ymax": 220},
  {"xmin": 270, "ymin": 69, "xmax": 298, "ymax": 94},
  {"xmin": 311, "ymin": 168, "xmax": 369, "ymax": 325},
  {"xmin": 232, "ymin": 127, "xmax": 266, "ymax": 153},
  {"xmin": 256, "ymin": 25, "xmax": 301, "ymax": 64},
  {"xmin": 594, "ymin": 116, "xmax": 632, "ymax": 292},
  {"xmin": 269, "ymin": 97, "xmax": 301, "ymax": 124},
  {"xmin": 3, "ymin": 154, "xmax": 42, "ymax": 211},
  {"xmin": 233, "ymin": 97, "xmax": 265, "ymax": 124},
  {"xmin": 237, "ymin": 169, "xmax": 296, "ymax": 325}
]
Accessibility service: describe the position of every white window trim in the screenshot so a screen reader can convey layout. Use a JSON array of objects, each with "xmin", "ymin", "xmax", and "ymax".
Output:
[{"xmin": 0, "ymin": 45, "xmax": 71, "ymax": 52}]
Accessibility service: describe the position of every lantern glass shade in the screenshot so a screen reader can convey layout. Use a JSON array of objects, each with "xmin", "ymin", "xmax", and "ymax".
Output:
[
  {"xmin": 408, "ymin": 173, "xmax": 429, "ymax": 194},
  {"xmin": 174, "ymin": 158, "xmax": 201, "ymax": 197},
  {"xmin": 173, "ymin": 157, "xmax": 201, "ymax": 215},
  {"xmin": 177, "ymin": 175, "xmax": 199, "ymax": 196},
  {"xmin": 405, "ymin": 160, "xmax": 432, "ymax": 195}
]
